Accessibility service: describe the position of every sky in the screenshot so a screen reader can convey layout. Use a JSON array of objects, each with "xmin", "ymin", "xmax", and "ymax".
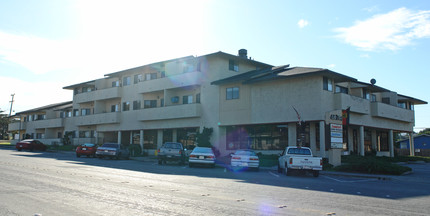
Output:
[{"xmin": 0, "ymin": 0, "xmax": 429, "ymax": 131}]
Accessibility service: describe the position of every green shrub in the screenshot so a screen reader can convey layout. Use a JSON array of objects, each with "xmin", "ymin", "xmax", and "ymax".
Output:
[
  {"xmin": 258, "ymin": 154, "xmax": 279, "ymax": 167},
  {"xmin": 336, "ymin": 157, "xmax": 412, "ymax": 175},
  {"xmin": 128, "ymin": 144, "xmax": 142, "ymax": 157}
]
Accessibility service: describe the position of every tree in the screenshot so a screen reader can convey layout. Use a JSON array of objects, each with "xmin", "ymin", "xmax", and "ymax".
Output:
[
  {"xmin": 195, "ymin": 127, "xmax": 213, "ymax": 148},
  {"xmin": 418, "ymin": 128, "xmax": 430, "ymax": 136},
  {"xmin": 0, "ymin": 110, "xmax": 9, "ymax": 140}
]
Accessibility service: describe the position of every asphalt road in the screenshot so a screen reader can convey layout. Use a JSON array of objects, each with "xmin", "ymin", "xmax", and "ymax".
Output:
[{"xmin": 0, "ymin": 148, "xmax": 429, "ymax": 216}]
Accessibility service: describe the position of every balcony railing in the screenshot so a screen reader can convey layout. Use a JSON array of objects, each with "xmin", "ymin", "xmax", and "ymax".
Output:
[
  {"xmin": 33, "ymin": 118, "xmax": 65, "ymax": 129},
  {"xmin": 371, "ymin": 102, "xmax": 414, "ymax": 123},
  {"xmin": 8, "ymin": 121, "xmax": 25, "ymax": 131},
  {"xmin": 74, "ymin": 87, "xmax": 122, "ymax": 103},
  {"xmin": 334, "ymin": 93, "xmax": 370, "ymax": 114},
  {"xmin": 138, "ymin": 103, "xmax": 201, "ymax": 121},
  {"xmin": 75, "ymin": 112, "xmax": 121, "ymax": 126},
  {"xmin": 138, "ymin": 71, "xmax": 202, "ymax": 93}
]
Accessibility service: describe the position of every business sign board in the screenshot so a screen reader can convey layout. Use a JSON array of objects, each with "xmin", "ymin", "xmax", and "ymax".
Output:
[{"xmin": 330, "ymin": 123, "xmax": 343, "ymax": 149}]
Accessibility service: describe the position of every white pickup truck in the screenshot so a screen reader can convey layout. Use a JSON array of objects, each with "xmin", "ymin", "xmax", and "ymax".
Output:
[{"xmin": 277, "ymin": 146, "xmax": 322, "ymax": 177}]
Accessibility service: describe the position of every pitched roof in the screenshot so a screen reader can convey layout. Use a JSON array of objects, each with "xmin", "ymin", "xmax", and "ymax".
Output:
[
  {"xmin": 211, "ymin": 65, "xmax": 357, "ymax": 85},
  {"xmin": 15, "ymin": 101, "xmax": 73, "ymax": 115}
]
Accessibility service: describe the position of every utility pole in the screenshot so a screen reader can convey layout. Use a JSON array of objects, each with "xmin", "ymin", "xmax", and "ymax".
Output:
[{"xmin": 9, "ymin": 94, "xmax": 15, "ymax": 117}]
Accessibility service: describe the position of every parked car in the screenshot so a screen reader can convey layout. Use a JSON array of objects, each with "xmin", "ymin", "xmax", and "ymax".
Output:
[
  {"xmin": 76, "ymin": 143, "xmax": 98, "ymax": 158},
  {"xmin": 278, "ymin": 146, "xmax": 322, "ymax": 177},
  {"xmin": 157, "ymin": 142, "xmax": 186, "ymax": 165},
  {"xmin": 16, "ymin": 139, "xmax": 47, "ymax": 151},
  {"xmin": 96, "ymin": 143, "xmax": 130, "ymax": 160},
  {"xmin": 230, "ymin": 149, "xmax": 260, "ymax": 171},
  {"xmin": 189, "ymin": 147, "xmax": 216, "ymax": 168}
]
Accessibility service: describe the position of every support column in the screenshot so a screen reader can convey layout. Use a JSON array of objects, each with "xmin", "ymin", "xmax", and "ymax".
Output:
[
  {"xmin": 309, "ymin": 122, "xmax": 317, "ymax": 154},
  {"xmin": 140, "ymin": 130, "xmax": 144, "ymax": 153},
  {"xmin": 129, "ymin": 132, "xmax": 133, "ymax": 145},
  {"xmin": 157, "ymin": 130, "xmax": 163, "ymax": 149},
  {"xmin": 371, "ymin": 130, "xmax": 377, "ymax": 152},
  {"xmin": 409, "ymin": 133, "xmax": 415, "ymax": 156},
  {"xmin": 288, "ymin": 122, "xmax": 297, "ymax": 146},
  {"xmin": 173, "ymin": 129, "xmax": 177, "ymax": 142},
  {"xmin": 359, "ymin": 126, "xmax": 364, "ymax": 156},
  {"xmin": 117, "ymin": 131, "xmax": 122, "ymax": 144},
  {"xmin": 347, "ymin": 127, "xmax": 353, "ymax": 154},
  {"xmin": 389, "ymin": 130, "xmax": 394, "ymax": 157},
  {"xmin": 319, "ymin": 121, "xmax": 325, "ymax": 158}
]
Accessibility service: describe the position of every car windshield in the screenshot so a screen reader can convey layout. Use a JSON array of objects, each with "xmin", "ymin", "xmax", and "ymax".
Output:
[
  {"xmin": 102, "ymin": 143, "xmax": 119, "ymax": 148},
  {"xmin": 287, "ymin": 148, "xmax": 311, "ymax": 155},
  {"xmin": 82, "ymin": 143, "xmax": 95, "ymax": 147},
  {"xmin": 234, "ymin": 150, "xmax": 256, "ymax": 156},
  {"xmin": 164, "ymin": 143, "xmax": 182, "ymax": 149},
  {"xmin": 192, "ymin": 147, "xmax": 213, "ymax": 154}
]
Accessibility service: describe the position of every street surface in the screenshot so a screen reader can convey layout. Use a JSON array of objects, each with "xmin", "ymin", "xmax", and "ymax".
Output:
[{"xmin": 0, "ymin": 148, "xmax": 429, "ymax": 216}]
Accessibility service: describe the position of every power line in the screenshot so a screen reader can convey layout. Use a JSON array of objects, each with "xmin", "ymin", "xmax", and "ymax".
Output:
[{"xmin": 9, "ymin": 94, "xmax": 15, "ymax": 117}]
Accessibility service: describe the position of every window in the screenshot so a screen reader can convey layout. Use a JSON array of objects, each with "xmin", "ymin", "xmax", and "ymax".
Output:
[
  {"xmin": 183, "ymin": 64, "xmax": 194, "ymax": 73},
  {"xmin": 323, "ymin": 77, "xmax": 333, "ymax": 91},
  {"xmin": 134, "ymin": 74, "xmax": 143, "ymax": 84},
  {"xmin": 196, "ymin": 93, "xmax": 201, "ymax": 103},
  {"xmin": 112, "ymin": 80, "xmax": 120, "ymax": 87},
  {"xmin": 226, "ymin": 87, "xmax": 239, "ymax": 100},
  {"xmin": 81, "ymin": 108, "xmax": 91, "ymax": 116},
  {"xmin": 73, "ymin": 109, "xmax": 79, "ymax": 117},
  {"xmin": 335, "ymin": 85, "xmax": 348, "ymax": 94},
  {"xmin": 229, "ymin": 60, "xmax": 239, "ymax": 72},
  {"xmin": 111, "ymin": 104, "xmax": 119, "ymax": 112},
  {"xmin": 67, "ymin": 111, "xmax": 72, "ymax": 117},
  {"xmin": 145, "ymin": 73, "xmax": 157, "ymax": 81},
  {"xmin": 133, "ymin": 100, "xmax": 141, "ymax": 110},
  {"xmin": 363, "ymin": 89, "xmax": 370, "ymax": 100},
  {"xmin": 183, "ymin": 95, "xmax": 193, "ymax": 104},
  {"xmin": 144, "ymin": 100, "xmax": 157, "ymax": 108},
  {"xmin": 382, "ymin": 97, "xmax": 390, "ymax": 104},
  {"xmin": 161, "ymin": 71, "xmax": 166, "ymax": 78},
  {"xmin": 60, "ymin": 112, "xmax": 65, "ymax": 118},
  {"xmin": 122, "ymin": 102, "xmax": 130, "ymax": 111},
  {"xmin": 171, "ymin": 96, "xmax": 179, "ymax": 103},
  {"xmin": 398, "ymin": 102, "xmax": 407, "ymax": 109},
  {"xmin": 371, "ymin": 94, "xmax": 377, "ymax": 102},
  {"xmin": 122, "ymin": 76, "xmax": 131, "ymax": 86},
  {"xmin": 160, "ymin": 98, "xmax": 164, "ymax": 107}
]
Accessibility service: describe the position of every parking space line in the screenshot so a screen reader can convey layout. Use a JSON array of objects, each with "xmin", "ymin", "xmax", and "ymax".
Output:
[
  {"xmin": 269, "ymin": 171, "xmax": 280, "ymax": 178},
  {"xmin": 322, "ymin": 175, "xmax": 377, "ymax": 183}
]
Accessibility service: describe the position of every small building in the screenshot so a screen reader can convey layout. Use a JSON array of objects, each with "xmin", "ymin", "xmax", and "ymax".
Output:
[{"xmin": 397, "ymin": 134, "xmax": 430, "ymax": 156}]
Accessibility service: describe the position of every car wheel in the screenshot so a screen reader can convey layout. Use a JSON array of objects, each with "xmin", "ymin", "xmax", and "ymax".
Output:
[
  {"xmin": 17, "ymin": 148, "xmax": 22, "ymax": 151},
  {"xmin": 76, "ymin": 154, "xmax": 81, "ymax": 158},
  {"xmin": 285, "ymin": 164, "xmax": 291, "ymax": 176},
  {"xmin": 277, "ymin": 163, "xmax": 282, "ymax": 173},
  {"xmin": 98, "ymin": 156, "xmax": 103, "ymax": 159},
  {"xmin": 313, "ymin": 170, "xmax": 319, "ymax": 177},
  {"xmin": 116, "ymin": 153, "xmax": 121, "ymax": 160}
]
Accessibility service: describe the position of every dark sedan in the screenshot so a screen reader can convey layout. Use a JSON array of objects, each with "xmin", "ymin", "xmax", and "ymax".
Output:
[{"xmin": 16, "ymin": 139, "xmax": 47, "ymax": 151}]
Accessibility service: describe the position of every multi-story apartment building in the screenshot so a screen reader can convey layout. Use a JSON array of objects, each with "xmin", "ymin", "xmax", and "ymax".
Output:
[{"xmin": 9, "ymin": 49, "xmax": 426, "ymax": 164}]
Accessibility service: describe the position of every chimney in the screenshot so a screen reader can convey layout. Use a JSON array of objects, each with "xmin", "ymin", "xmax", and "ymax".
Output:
[{"xmin": 238, "ymin": 49, "xmax": 247, "ymax": 58}]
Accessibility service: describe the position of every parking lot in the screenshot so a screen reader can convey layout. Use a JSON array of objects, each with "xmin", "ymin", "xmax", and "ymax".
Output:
[{"xmin": 1, "ymin": 147, "xmax": 430, "ymax": 215}]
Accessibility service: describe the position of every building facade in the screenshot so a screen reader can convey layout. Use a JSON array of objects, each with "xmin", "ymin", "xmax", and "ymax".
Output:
[{"xmin": 8, "ymin": 50, "xmax": 427, "ymax": 163}]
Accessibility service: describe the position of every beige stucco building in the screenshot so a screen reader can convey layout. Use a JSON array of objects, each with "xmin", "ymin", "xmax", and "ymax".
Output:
[{"xmin": 8, "ymin": 50, "xmax": 427, "ymax": 163}]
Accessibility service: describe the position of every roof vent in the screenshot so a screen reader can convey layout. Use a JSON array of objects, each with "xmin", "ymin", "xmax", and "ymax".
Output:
[{"xmin": 238, "ymin": 49, "xmax": 247, "ymax": 58}]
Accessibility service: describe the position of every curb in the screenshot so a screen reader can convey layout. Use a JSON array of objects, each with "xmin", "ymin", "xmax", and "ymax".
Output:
[{"xmin": 321, "ymin": 171, "xmax": 393, "ymax": 180}]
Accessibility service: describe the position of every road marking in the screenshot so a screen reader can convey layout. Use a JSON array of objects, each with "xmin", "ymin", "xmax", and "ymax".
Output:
[
  {"xmin": 322, "ymin": 175, "xmax": 377, "ymax": 183},
  {"xmin": 269, "ymin": 171, "xmax": 279, "ymax": 177}
]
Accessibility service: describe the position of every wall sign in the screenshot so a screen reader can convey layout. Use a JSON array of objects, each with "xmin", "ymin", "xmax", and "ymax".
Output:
[{"xmin": 330, "ymin": 123, "xmax": 343, "ymax": 149}]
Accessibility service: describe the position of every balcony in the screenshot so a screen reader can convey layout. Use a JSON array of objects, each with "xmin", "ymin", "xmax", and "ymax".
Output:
[
  {"xmin": 371, "ymin": 102, "xmax": 414, "ymax": 123},
  {"xmin": 138, "ymin": 103, "xmax": 201, "ymax": 121},
  {"xmin": 8, "ymin": 121, "xmax": 25, "ymax": 131},
  {"xmin": 74, "ymin": 87, "xmax": 122, "ymax": 103},
  {"xmin": 34, "ymin": 118, "xmax": 64, "ymax": 129},
  {"xmin": 334, "ymin": 93, "xmax": 370, "ymax": 114},
  {"xmin": 75, "ymin": 112, "xmax": 121, "ymax": 126},
  {"xmin": 138, "ymin": 71, "xmax": 202, "ymax": 93}
]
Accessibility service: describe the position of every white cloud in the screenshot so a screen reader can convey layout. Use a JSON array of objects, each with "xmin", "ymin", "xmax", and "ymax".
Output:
[
  {"xmin": 363, "ymin": 5, "xmax": 380, "ymax": 13},
  {"xmin": 334, "ymin": 8, "xmax": 430, "ymax": 51},
  {"xmin": 327, "ymin": 64, "xmax": 336, "ymax": 68},
  {"xmin": 360, "ymin": 54, "xmax": 370, "ymax": 58},
  {"xmin": 298, "ymin": 19, "xmax": 309, "ymax": 28}
]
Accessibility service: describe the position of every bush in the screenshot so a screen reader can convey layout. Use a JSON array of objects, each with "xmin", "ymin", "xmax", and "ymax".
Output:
[
  {"xmin": 128, "ymin": 144, "xmax": 142, "ymax": 157},
  {"xmin": 258, "ymin": 154, "xmax": 279, "ymax": 167},
  {"xmin": 336, "ymin": 156, "xmax": 412, "ymax": 175}
]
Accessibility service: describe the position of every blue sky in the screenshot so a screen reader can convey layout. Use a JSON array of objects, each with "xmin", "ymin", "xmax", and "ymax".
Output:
[{"xmin": 0, "ymin": 0, "xmax": 429, "ymax": 131}]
